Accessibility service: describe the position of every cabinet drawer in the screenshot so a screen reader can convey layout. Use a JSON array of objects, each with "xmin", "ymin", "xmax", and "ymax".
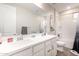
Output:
[
  {"xmin": 12, "ymin": 48, "xmax": 32, "ymax": 56},
  {"xmin": 33, "ymin": 43, "xmax": 44, "ymax": 53}
]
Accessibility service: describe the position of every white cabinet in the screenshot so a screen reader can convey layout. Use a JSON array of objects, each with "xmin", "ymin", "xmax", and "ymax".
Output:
[
  {"xmin": 45, "ymin": 38, "xmax": 57, "ymax": 56},
  {"xmin": 9, "ymin": 37, "xmax": 57, "ymax": 56},
  {"xmin": 33, "ymin": 49, "xmax": 45, "ymax": 56},
  {"xmin": 45, "ymin": 39, "xmax": 52, "ymax": 56},
  {"xmin": 51, "ymin": 38, "xmax": 57, "ymax": 56},
  {"xmin": 33, "ymin": 43, "xmax": 45, "ymax": 56},
  {"xmin": 11, "ymin": 47, "xmax": 32, "ymax": 56},
  {"xmin": 33, "ymin": 43, "xmax": 44, "ymax": 53}
]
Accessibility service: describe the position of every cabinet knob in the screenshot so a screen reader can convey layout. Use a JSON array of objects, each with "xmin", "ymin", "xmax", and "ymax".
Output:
[{"xmin": 48, "ymin": 49, "xmax": 52, "ymax": 52}]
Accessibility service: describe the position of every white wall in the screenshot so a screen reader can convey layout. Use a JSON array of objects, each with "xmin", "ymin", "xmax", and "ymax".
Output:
[
  {"xmin": 16, "ymin": 7, "xmax": 41, "ymax": 34},
  {"xmin": 59, "ymin": 8, "xmax": 79, "ymax": 49},
  {"xmin": 59, "ymin": 12, "xmax": 77, "ymax": 49},
  {"xmin": 0, "ymin": 4, "xmax": 16, "ymax": 35},
  {"xmin": 55, "ymin": 11, "xmax": 60, "ymax": 34}
]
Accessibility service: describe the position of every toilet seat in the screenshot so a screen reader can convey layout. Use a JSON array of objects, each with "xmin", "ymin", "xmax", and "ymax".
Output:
[
  {"xmin": 57, "ymin": 41, "xmax": 65, "ymax": 46},
  {"xmin": 56, "ymin": 41, "xmax": 65, "ymax": 52}
]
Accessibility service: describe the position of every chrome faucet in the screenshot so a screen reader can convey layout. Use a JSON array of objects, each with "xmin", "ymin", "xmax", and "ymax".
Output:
[
  {"xmin": 42, "ymin": 25, "xmax": 47, "ymax": 36},
  {"xmin": 17, "ymin": 34, "xmax": 23, "ymax": 41}
]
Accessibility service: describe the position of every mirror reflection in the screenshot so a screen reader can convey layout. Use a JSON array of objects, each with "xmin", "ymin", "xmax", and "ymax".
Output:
[{"xmin": 0, "ymin": 3, "xmax": 55, "ymax": 36}]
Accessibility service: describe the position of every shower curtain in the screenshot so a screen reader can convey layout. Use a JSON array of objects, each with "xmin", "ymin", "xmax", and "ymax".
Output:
[
  {"xmin": 73, "ymin": 14, "xmax": 79, "ymax": 53},
  {"xmin": 73, "ymin": 32, "xmax": 79, "ymax": 53}
]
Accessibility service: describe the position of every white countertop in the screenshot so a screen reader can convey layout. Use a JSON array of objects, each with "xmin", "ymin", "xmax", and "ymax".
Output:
[{"xmin": 0, "ymin": 34, "xmax": 56, "ymax": 55}]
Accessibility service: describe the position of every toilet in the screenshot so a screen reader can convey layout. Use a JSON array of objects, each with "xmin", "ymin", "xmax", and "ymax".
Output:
[{"xmin": 57, "ymin": 41, "xmax": 65, "ymax": 52}]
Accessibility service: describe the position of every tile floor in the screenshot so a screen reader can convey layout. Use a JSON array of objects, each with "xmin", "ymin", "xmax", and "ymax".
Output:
[{"xmin": 57, "ymin": 47, "xmax": 77, "ymax": 56}]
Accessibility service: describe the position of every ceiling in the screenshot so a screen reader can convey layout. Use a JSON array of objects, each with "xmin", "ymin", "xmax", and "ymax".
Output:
[
  {"xmin": 17, "ymin": 3, "xmax": 46, "ymax": 15},
  {"xmin": 49, "ymin": 3, "xmax": 79, "ymax": 12},
  {"xmin": 4, "ymin": 3, "xmax": 47, "ymax": 15},
  {"xmin": 4, "ymin": 3, "xmax": 79, "ymax": 13},
  {"xmin": 16, "ymin": 3, "xmax": 79, "ymax": 13}
]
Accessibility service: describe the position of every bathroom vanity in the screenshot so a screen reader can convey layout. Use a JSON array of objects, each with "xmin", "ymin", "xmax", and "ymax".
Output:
[{"xmin": 0, "ymin": 34, "xmax": 57, "ymax": 56}]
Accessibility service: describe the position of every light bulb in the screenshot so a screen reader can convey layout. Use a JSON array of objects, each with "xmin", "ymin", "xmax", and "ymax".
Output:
[
  {"xmin": 73, "ymin": 13, "xmax": 79, "ymax": 18},
  {"xmin": 67, "ymin": 6, "xmax": 71, "ymax": 9},
  {"xmin": 33, "ymin": 3, "xmax": 43, "ymax": 8}
]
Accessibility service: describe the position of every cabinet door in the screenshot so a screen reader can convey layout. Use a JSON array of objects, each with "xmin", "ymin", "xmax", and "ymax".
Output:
[
  {"xmin": 33, "ymin": 43, "xmax": 44, "ymax": 54},
  {"xmin": 51, "ymin": 38, "xmax": 57, "ymax": 56},
  {"xmin": 33, "ymin": 49, "xmax": 45, "ymax": 56},
  {"xmin": 11, "ymin": 48, "xmax": 32, "ymax": 56},
  {"xmin": 45, "ymin": 38, "xmax": 57, "ymax": 56},
  {"xmin": 45, "ymin": 39, "xmax": 52, "ymax": 56},
  {"xmin": 33, "ymin": 42, "xmax": 45, "ymax": 56}
]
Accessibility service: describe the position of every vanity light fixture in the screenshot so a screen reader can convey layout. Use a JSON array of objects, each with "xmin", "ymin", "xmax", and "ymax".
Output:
[
  {"xmin": 66, "ymin": 6, "xmax": 71, "ymax": 9},
  {"xmin": 73, "ymin": 13, "xmax": 79, "ymax": 23},
  {"xmin": 33, "ymin": 3, "xmax": 43, "ymax": 8},
  {"xmin": 73, "ymin": 13, "xmax": 79, "ymax": 19}
]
